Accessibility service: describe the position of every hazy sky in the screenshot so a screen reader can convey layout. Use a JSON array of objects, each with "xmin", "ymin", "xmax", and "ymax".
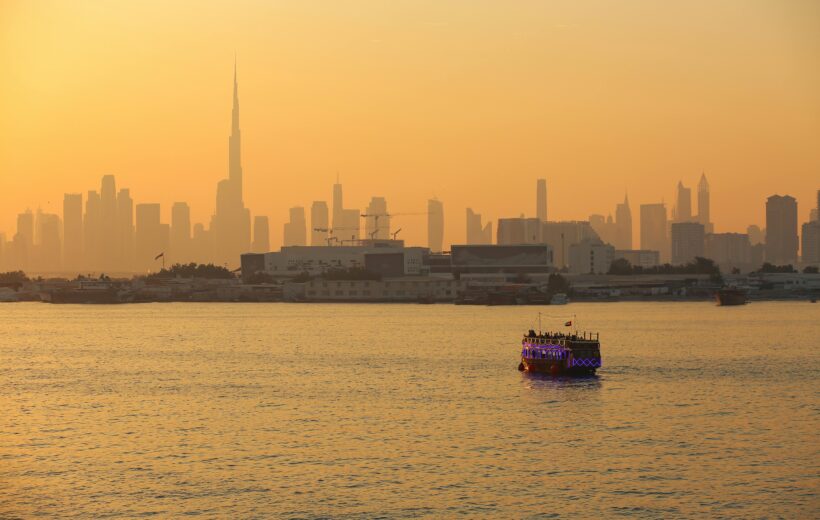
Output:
[{"xmin": 1, "ymin": 0, "xmax": 818, "ymax": 248}]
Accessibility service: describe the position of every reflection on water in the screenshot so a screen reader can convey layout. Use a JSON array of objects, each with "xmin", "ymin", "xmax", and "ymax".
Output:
[{"xmin": 0, "ymin": 301, "xmax": 817, "ymax": 518}]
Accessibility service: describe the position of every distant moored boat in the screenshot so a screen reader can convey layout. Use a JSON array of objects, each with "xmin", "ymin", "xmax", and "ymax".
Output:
[{"xmin": 715, "ymin": 287, "xmax": 747, "ymax": 306}]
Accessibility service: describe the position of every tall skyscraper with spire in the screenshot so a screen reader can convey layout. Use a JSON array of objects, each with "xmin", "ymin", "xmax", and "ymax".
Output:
[
  {"xmin": 674, "ymin": 181, "xmax": 692, "ymax": 222},
  {"xmin": 615, "ymin": 194, "xmax": 632, "ymax": 250},
  {"xmin": 210, "ymin": 59, "xmax": 251, "ymax": 267}
]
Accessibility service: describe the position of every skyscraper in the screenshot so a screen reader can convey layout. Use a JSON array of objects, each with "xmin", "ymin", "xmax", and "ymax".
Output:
[
  {"xmin": 135, "ymin": 203, "xmax": 163, "ymax": 272},
  {"xmin": 171, "ymin": 202, "xmax": 191, "ymax": 263},
  {"xmin": 671, "ymin": 222, "xmax": 705, "ymax": 265},
  {"xmin": 466, "ymin": 208, "xmax": 492, "ymax": 245},
  {"xmin": 800, "ymin": 221, "xmax": 820, "ymax": 266},
  {"xmin": 332, "ymin": 179, "xmax": 344, "ymax": 231},
  {"xmin": 117, "ymin": 189, "xmax": 134, "ymax": 271},
  {"xmin": 697, "ymin": 174, "xmax": 711, "ymax": 232},
  {"xmin": 210, "ymin": 60, "xmax": 251, "ymax": 268},
  {"xmin": 37, "ymin": 212, "xmax": 62, "ymax": 272},
  {"xmin": 283, "ymin": 207, "xmax": 307, "ymax": 247},
  {"xmin": 536, "ymin": 179, "xmax": 547, "ymax": 221},
  {"xmin": 365, "ymin": 197, "xmax": 389, "ymax": 239},
  {"xmin": 310, "ymin": 201, "xmax": 329, "ymax": 245},
  {"xmin": 427, "ymin": 199, "xmax": 444, "ymax": 252},
  {"xmin": 84, "ymin": 191, "xmax": 101, "ymax": 270},
  {"xmin": 640, "ymin": 203, "xmax": 668, "ymax": 262},
  {"xmin": 63, "ymin": 193, "xmax": 83, "ymax": 271},
  {"xmin": 615, "ymin": 194, "xmax": 632, "ymax": 250},
  {"xmin": 765, "ymin": 195, "xmax": 798, "ymax": 266},
  {"xmin": 100, "ymin": 175, "xmax": 118, "ymax": 270},
  {"xmin": 252, "ymin": 216, "xmax": 270, "ymax": 252},
  {"xmin": 675, "ymin": 181, "xmax": 692, "ymax": 222}
]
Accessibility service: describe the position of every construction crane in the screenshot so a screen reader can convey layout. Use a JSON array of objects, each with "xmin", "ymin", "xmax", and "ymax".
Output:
[
  {"xmin": 391, "ymin": 228, "xmax": 402, "ymax": 240},
  {"xmin": 312, "ymin": 227, "xmax": 358, "ymax": 246},
  {"xmin": 360, "ymin": 212, "xmax": 428, "ymax": 240}
]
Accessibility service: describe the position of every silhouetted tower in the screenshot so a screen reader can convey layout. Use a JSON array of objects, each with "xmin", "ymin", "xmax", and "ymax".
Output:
[
  {"xmin": 117, "ymin": 189, "xmax": 134, "ymax": 271},
  {"xmin": 100, "ymin": 175, "xmax": 118, "ymax": 270},
  {"xmin": 63, "ymin": 193, "xmax": 83, "ymax": 271},
  {"xmin": 697, "ymin": 174, "xmax": 711, "ymax": 232},
  {"xmin": 171, "ymin": 202, "xmax": 191, "ymax": 263},
  {"xmin": 615, "ymin": 194, "xmax": 632, "ymax": 250},
  {"xmin": 640, "ymin": 203, "xmax": 668, "ymax": 262},
  {"xmin": 252, "ymin": 216, "xmax": 270, "ymax": 253},
  {"xmin": 536, "ymin": 179, "xmax": 547, "ymax": 221},
  {"xmin": 428, "ymin": 198, "xmax": 444, "ymax": 253},
  {"xmin": 675, "ymin": 181, "xmax": 692, "ymax": 222},
  {"xmin": 765, "ymin": 195, "xmax": 798, "ymax": 266},
  {"xmin": 311, "ymin": 201, "xmax": 329, "ymax": 245}
]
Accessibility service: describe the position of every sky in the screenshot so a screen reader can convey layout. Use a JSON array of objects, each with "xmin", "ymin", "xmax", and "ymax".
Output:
[{"xmin": 1, "ymin": 0, "xmax": 818, "ymax": 249}]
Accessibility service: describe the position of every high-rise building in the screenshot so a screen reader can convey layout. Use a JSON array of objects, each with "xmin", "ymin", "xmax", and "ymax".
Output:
[
  {"xmin": 310, "ymin": 201, "xmax": 329, "ymax": 245},
  {"xmin": 171, "ymin": 202, "xmax": 191, "ymax": 263},
  {"xmin": 640, "ymin": 203, "xmax": 668, "ymax": 263},
  {"xmin": 765, "ymin": 195, "xmax": 798, "ymax": 266},
  {"xmin": 747, "ymin": 225, "xmax": 764, "ymax": 246},
  {"xmin": 84, "ymin": 191, "xmax": 101, "ymax": 270},
  {"xmin": 802, "ymin": 221, "xmax": 820, "ymax": 266},
  {"xmin": 252, "ymin": 216, "xmax": 270, "ymax": 252},
  {"xmin": 536, "ymin": 179, "xmax": 547, "ymax": 221},
  {"xmin": 117, "ymin": 189, "xmax": 134, "ymax": 271},
  {"xmin": 568, "ymin": 239, "xmax": 614, "ymax": 274},
  {"xmin": 100, "ymin": 175, "xmax": 118, "ymax": 270},
  {"xmin": 365, "ymin": 197, "xmax": 390, "ymax": 239},
  {"xmin": 615, "ymin": 194, "xmax": 632, "ymax": 250},
  {"xmin": 697, "ymin": 174, "xmax": 712, "ymax": 232},
  {"xmin": 705, "ymin": 233, "xmax": 752, "ymax": 273},
  {"xmin": 332, "ymin": 179, "xmax": 344, "ymax": 231},
  {"xmin": 541, "ymin": 221, "xmax": 601, "ymax": 269},
  {"xmin": 37, "ymin": 212, "xmax": 62, "ymax": 272},
  {"xmin": 589, "ymin": 214, "xmax": 617, "ymax": 246},
  {"xmin": 674, "ymin": 181, "xmax": 692, "ymax": 222},
  {"xmin": 427, "ymin": 199, "xmax": 444, "ymax": 252},
  {"xmin": 497, "ymin": 218, "xmax": 542, "ymax": 245},
  {"xmin": 135, "ymin": 203, "xmax": 163, "ymax": 272},
  {"xmin": 466, "ymin": 208, "xmax": 492, "ymax": 245},
  {"xmin": 63, "ymin": 193, "xmax": 83, "ymax": 271},
  {"xmin": 210, "ymin": 60, "xmax": 251, "ymax": 268},
  {"xmin": 191, "ymin": 223, "xmax": 210, "ymax": 262},
  {"xmin": 283, "ymin": 207, "xmax": 307, "ymax": 247},
  {"xmin": 671, "ymin": 222, "xmax": 705, "ymax": 265}
]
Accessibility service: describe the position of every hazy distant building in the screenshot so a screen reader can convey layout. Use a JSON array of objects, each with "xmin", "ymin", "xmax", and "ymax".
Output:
[
  {"xmin": 801, "ymin": 221, "xmax": 820, "ymax": 266},
  {"xmin": 811, "ymin": 209, "xmax": 819, "ymax": 223},
  {"xmin": 536, "ymin": 179, "xmax": 547, "ymax": 221},
  {"xmin": 63, "ymin": 193, "xmax": 83, "ymax": 271},
  {"xmin": 135, "ymin": 203, "xmax": 164, "ymax": 272},
  {"xmin": 37, "ymin": 212, "xmax": 62, "ymax": 272},
  {"xmin": 697, "ymin": 174, "xmax": 712, "ymax": 232},
  {"xmin": 542, "ymin": 221, "xmax": 601, "ymax": 270},
  {"xmin": 589, "ymin": 214, "xmax": 617, "ymax": 246},
  {"xmin": 705, "ymin": 233, "xmax": 752, "ymax": 273},
  {"xmin": 428, "ymin": 198, "xmax": 444, "ymax": 253},
  {"xmin": 615, "ymin": 195, "xmax": 632, "ymax": 250},
  {"xmin": 497, "ymin": 217, "xmax": 542, "ymax": 245},
  {"xmin": 311, "ymin": 201, "xmax": 329, "ymax": 245},
  {"xmin": 171, "ymin": 202, "xmax": 191, "ymax": 263},
  {"xmin": 330, "ymin": 180, "xmax": 360, "ymax": 241},
  {"xmin": 191, "ymin": 223, "xmax": 210, "ymax": 262},
  {"xmin": 252, "ymin": 216, "xmax": 270, "ymax": 253},
  {"xmin": 640, "ymin": 203, "xmax": 668, "ymax": 263},
  {"xmin": 365, "ymin": 197, "xmax": 390, "ymax": 239},
  {"xmin": 283, "ymin": 207, "xmax": 307, "ymax": 247},
  {"xmin": 671, "ymin": 222, "xmax": 705, "ymax": 265},
  {"xmin": 84, "ymin": 191, "xmax": 101, "ymax": 270},
  {"xmin": 116, "ymin": 189, "xmax": 134, "ymax": 271},
  {"xmin": 100, "ymin": 175, "xmax": 118, "ymax": 269},
  {"xmin": 568, "ymin": 239, "xmax": 614, "ymax": 274},
  {"xmin": 614, "ymin": 249, "xmax": 660, "ymax": 269},
  {"xmin": 210, "ymin": 61, "xmax": 251, "ymax": 268},
  {"xmin": 466, "ymin": 208, "xmax": 492, "ymax": 245},
  {"xmin": 674, "ymin": 181, "xmax": 692, "ymax": 222},
  {"xmin": 765, "ymin": 195, "xmax": 798, "ymax": 266},
  {"xmin": 747, "ymin": 225, "xmax": 764, "ymax": 246}
]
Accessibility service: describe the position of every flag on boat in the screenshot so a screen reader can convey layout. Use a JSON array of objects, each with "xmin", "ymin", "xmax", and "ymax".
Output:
[
  {"xmin": 154, "ymin": 252, "xmax": 164, "ymax": 260},
  {"xmin": 564, "ymin": 320, "xmax": 572, "ymax": 327}
]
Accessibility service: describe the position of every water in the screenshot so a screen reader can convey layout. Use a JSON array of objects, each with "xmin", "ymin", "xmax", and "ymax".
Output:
[{"xmin": 0, "ymin": 301, "xmax": 817, "ymax": 518}]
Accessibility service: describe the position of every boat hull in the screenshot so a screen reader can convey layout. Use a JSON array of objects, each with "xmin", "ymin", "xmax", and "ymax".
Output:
[
  {"xmin": 520, "ymin": 358, "xmax": 597, "ymax": 376},
  {"xmin": 716, "ymin": 289, "xmax": 747, "ymax": 306}
]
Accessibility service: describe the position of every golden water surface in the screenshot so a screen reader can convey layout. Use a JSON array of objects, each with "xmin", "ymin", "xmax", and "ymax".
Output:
[{"xmin": 1, "ymin": 302, "xmax": 817, "ymax": 518}]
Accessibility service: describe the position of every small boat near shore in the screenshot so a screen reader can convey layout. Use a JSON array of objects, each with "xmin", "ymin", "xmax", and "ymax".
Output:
[
  {"xmin": 42, "ymin": 279, "xmax": 134, "ymax": 304},
  {"xmin": 716, "ymin": 287, "xmax": 747, "ymax": 306},
  {"xmin": 518, "ymin": 329, "xmax": 602, "ymax": 376}
]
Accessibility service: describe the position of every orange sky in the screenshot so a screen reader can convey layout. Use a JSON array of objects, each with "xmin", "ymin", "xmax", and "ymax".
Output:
[{"xmin": 1, "ymin": 0, "xmax": 818, "ymax": 249}]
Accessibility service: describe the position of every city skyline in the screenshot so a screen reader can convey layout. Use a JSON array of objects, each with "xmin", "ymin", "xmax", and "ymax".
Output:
[{"xmin": 2, "ymin": 1, "xmax": 818, "ymax": 250}]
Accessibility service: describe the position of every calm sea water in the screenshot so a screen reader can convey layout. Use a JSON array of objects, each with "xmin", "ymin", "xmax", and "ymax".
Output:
[{"xmin": 0, "ymin": 302, "xmax": 817, "ymax": 518}]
